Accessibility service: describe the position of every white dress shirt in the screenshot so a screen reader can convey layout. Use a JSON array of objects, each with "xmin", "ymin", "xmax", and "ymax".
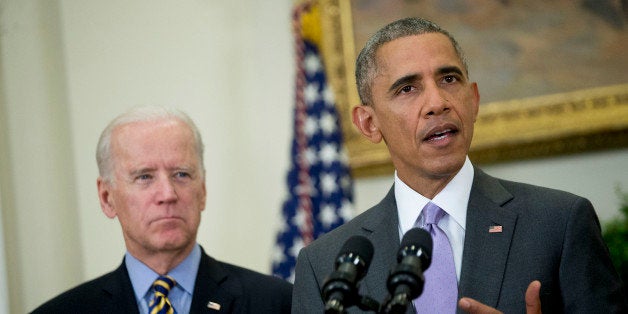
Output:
[{"xmin": 395, "ymin": 157, "xmax": 474, "ymax": 281}]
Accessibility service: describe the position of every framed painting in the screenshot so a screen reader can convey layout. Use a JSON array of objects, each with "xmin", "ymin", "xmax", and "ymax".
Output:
[{"xmin": 317, "ymin": 0, "xmax": 628, "ymax": 176}]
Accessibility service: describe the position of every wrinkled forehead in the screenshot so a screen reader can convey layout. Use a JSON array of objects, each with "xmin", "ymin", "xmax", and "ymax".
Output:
[
  {"xmin": 374, "ymin": 33, "xmax": 462, "ymax": 72},
  {"xmin": 110, "ymin": 119, "xmax": 199, "ymax": 163}
]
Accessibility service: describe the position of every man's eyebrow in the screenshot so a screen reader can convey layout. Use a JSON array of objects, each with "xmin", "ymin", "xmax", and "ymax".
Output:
[
  {"xmin": 387, "ymin": 65, "xmax": 465, "ymax": 93},
  {"xmin": 129, "ymin": 167, "xmax": 155, "ymax": 177},
  {"xmin": 437, "ymin": 66, "xmax": 465, "ymax": 77},
  {"xmin": 388, "ymin": 73, "xmax": 420, "ymax": 94},
  {"xmin": 171, "ymin": 166, "xmax": 196, "ymax": 173}
]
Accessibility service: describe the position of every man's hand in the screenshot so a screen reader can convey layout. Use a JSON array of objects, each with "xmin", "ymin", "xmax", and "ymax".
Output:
[
  {"xmin": 458, "ymin": 280, "xmax": 541, "ymax": 314},
  {"xmin": 524, "ymin": 280, "xmax": 541, "ymax": 313}
]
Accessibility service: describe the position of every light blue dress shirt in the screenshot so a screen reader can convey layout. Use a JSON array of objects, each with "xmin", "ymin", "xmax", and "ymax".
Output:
[{"xmin": 125, "ymin": 244, "xmax": 201, "ymax": 314}]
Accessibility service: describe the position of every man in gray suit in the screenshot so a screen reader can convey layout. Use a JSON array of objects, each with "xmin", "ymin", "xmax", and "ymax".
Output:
[{"xmin": 292, "ymin": 17, "xmax": 626, "ymax": 313}]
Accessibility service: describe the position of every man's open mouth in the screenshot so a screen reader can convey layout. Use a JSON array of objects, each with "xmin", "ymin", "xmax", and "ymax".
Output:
[{"xmin": 424, "ymin": 128, "xmax": 458, "ymax": 142}]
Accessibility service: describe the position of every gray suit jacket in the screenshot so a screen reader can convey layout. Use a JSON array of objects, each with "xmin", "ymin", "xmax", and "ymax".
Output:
[{"xmin": 293, "ymin": 168, "xmax": 627, "ymax": 313}]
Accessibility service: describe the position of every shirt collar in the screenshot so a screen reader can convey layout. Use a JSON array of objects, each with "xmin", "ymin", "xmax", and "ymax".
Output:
[
  {"xmin": 396, "ymin": 157, "xmax": 474, "ymax": 236},
  {"xmin": 125, "ymin": 243, "xmax": 201, "ymax": 301}
]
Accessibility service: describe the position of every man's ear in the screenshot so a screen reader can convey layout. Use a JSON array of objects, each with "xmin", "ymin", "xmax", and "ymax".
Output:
[
  {"xmin": 352, "ymin": 105, "xmax": 383, "ymax": 143},
  {"xmin": 470, "ymin": 82, "xmax": 480, "ymax": 122},
  {"xmin": 200, "ymin": 181, "xmax": 207, "ymax": 212},
  {"xmin": 97, "ymin": 177, "xmax": 117, "ymax": 219}
]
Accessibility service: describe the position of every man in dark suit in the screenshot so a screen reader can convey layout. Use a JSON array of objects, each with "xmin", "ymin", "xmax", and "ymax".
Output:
[
  {"xmin": 292, "ymin": 17, "xmax": 627, "ymax": 313},
  {"xmin": 32, "ymin": 107, "xmax": 292, "ymax": 313}
]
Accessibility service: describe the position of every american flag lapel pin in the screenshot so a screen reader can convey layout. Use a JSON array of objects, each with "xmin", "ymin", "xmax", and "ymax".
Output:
[
  {"xmin": 489, "ymin": 225, "xmax": 503, "ymax": 233},
  {"xmin": 207, "ymin": 301, "xmax": 221, "ymax": 311}
]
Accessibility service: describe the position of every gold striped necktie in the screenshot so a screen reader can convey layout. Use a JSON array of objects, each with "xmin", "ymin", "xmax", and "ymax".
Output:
[{"xmin": 148, "ymin": 275, "xmax": 177, "ymax": 314}]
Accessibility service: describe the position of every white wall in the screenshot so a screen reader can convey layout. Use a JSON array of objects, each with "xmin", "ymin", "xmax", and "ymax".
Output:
[
  {"xmin": 0, "ymin": 194, "xmax": 9, "ymax": 314},
  {"xmin": 59, "ymin": 0, "xmax": 295, "ymax": 295},
  {"xmin": 0, "ymin": 1, "xmax": 625, "ymax": 313},
  {"xmin": 1, "ymin": 0, "xmax": 293, "ymax": 312},
  {"xmin": 59, "ymin": 0, "xmax": 294, "ymax": 284},
  {"xmin": 0, "ymin": 1, "xmax": 83, "ymax": 312}
]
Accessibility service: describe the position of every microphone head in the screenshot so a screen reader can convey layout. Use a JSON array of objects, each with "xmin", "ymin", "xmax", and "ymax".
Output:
[
  {"xmin": 398, "ymin": 228, "xmax": 432, "ymax": 270},
  {"xmin": 322, "ymin": 235, "xmax": 375, "ymax": 312},
  {"xmin": 335, "ymin": 235, "xmax": 375, "ymax": 273}
]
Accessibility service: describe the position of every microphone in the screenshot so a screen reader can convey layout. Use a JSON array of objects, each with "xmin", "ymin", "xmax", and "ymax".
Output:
[
  {"xmin": 383, "ymin": 227, "xmax": 433, "ymax": 314},
  {"xmin": 322, "ymin": 235, "xmax": 375, "ymax": 314}
]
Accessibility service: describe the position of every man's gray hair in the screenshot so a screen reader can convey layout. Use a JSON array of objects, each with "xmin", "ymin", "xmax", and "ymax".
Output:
[
  {"xmin": 355, "ymin": 17, "xmax": 469, "ymax": 106},
  {"xmin": 96, "ymin": 106, "xmax": 205, "ymax": 183}
]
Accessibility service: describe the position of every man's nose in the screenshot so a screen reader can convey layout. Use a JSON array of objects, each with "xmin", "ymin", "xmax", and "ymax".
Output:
[
  {"xmin": 156, "ymin": 177, "xmax": 178, "ymax": 204},
  {"xmin": 421, "ymin": 83, "xmax": 450, "ymax": 118}
]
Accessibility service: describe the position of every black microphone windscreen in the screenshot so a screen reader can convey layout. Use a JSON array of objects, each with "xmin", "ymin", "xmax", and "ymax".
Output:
[
  {"xmin": 400, "ymin": 228, "xmax": 432, "ymax": 259},
  {"xmin": 337, "ymin": 235, "xmax": 375, "ymax": 266}
]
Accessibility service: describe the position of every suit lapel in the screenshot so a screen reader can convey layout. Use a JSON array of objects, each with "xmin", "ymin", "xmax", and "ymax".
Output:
[
  {"xmin": 101, "ymin": 260, "xmax": 141, "ymax": 314},
  {"xmin": 360, "ymin": 187, "xmax": 403, "ymax": 309},
  {"xmin": 458, "ymin": 168, "xmax": 518, "ymax": 309},
  {"xmin": 190, "ymin": 249, "xmax": 237, "ymax": 313}
]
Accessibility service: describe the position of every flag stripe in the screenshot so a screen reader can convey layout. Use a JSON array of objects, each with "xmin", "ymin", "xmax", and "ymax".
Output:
[
  {"xmin": 272, "ymin": 0, "xmax": 354, "ymax": 281},
  {"xmin": 293, "ymin": 3, "xmax": 314, "ymax": 244}
]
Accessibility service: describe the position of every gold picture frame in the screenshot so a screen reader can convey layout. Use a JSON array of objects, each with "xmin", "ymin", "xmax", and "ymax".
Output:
[{"xmin": 317, "ymin": 0, "xmax": 628, "ymax": 177}]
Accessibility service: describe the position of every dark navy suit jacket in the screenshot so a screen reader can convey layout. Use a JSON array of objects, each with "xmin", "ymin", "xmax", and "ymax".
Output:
[{"xmin": 32, "ymin": 248, "xmax": 292, "ymax": 313}]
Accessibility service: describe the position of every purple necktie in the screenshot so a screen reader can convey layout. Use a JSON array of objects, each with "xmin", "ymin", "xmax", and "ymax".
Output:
[{"xmin": 413, "ymin": 202, "xmax": 458, "ymax": 313}]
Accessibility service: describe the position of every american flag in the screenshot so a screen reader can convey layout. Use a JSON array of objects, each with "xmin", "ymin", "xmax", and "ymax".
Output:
[{"xmin": 271, "ymin": 1, "xmax": 354, "ymax": 282}]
